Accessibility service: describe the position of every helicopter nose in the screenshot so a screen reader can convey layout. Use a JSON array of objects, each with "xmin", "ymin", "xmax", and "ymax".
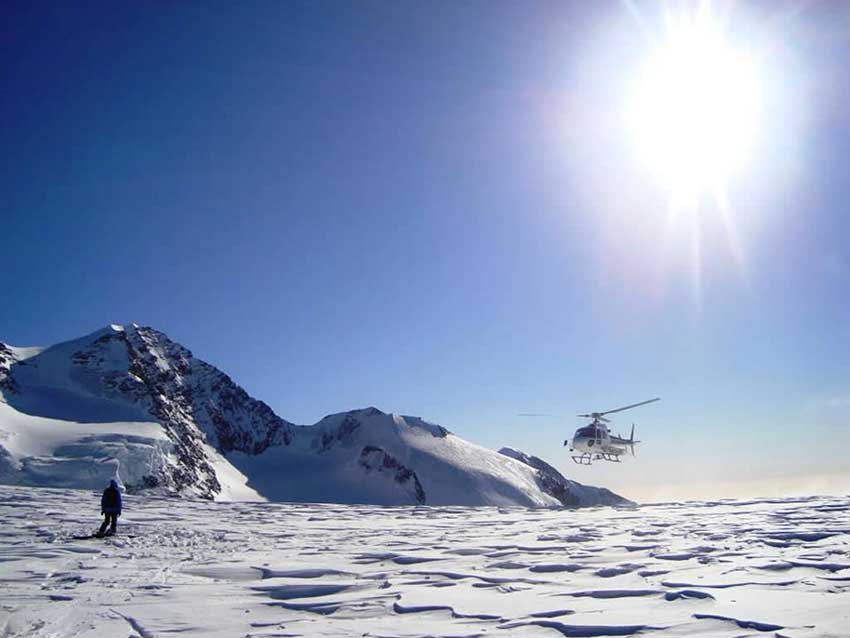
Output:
[{"xmin": 572, "ymin": 436, "xmax": 586, "ymax": 451}]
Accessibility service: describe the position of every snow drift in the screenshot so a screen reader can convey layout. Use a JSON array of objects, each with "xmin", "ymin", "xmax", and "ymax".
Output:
[{"xmin": 0, "ymin": 325, "xmax": 631, "ymax": 507}]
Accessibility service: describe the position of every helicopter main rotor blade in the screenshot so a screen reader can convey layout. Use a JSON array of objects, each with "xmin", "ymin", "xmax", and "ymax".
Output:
[
  {"xmin": 577, "ymin": 413, "xmax": 610, "ymax": 422},
  {"xmin": 599, "ymin": 397, "xmax": 660, "ymax": 416}
]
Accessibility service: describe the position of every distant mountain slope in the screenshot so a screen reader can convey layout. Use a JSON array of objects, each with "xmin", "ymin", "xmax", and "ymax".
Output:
[
  {"xmin": 499, "ymin": 447, "xmax": 634, "ymax": 507},
  {"xmin": 229, "ymin": 408, "xmax": 567, "ymax": 506},
  {"xmin": 0, "ymin": 325, "xmax": 631, "ymax": 507}
]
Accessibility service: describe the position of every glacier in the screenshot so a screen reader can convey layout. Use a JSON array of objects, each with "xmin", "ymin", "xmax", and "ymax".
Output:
[{"xmin": 0, "ymin": 486, "xmax": 847, "ymax": 637}]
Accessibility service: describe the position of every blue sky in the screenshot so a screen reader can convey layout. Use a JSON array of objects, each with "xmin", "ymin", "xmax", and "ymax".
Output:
[{"xmin": 2, "ymin": 1, "xmax": 848, "ymax": 500}]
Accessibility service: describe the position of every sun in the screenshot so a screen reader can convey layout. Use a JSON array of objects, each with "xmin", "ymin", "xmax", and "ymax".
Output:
[{"xmin": 626, "ymin": 10, "xmax": 761, "ymax": 204}]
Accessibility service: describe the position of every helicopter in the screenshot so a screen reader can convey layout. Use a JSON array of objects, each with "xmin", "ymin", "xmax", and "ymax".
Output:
[{"xmin": 565, "ymin": 398, "xmax": 659, "ymax": 465}]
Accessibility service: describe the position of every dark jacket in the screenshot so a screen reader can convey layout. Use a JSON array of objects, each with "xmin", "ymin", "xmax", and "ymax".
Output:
[{"xmin": 101, "ymin": 480, "xmax": 123, "ymax": 515}]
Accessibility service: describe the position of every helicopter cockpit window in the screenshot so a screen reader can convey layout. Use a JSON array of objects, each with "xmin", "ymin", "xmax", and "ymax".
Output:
[{"xmin": 577, "ymin": 426, "xmax": 600, "ymax": 438}]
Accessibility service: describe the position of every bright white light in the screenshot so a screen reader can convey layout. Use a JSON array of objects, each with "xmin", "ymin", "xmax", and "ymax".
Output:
[{"xmin": 626, "ymin": 13, "xmax": 761, "ymax": 202}]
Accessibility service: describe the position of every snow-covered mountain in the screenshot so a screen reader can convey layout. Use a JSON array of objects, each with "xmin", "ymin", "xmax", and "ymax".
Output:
[
  {"xmin": 0, "ymin": 325, "xmax": 632, "ymax": 507},
  {"xmin": 498, "ymin": 447, "xmax": 631, "ymax": 507}
]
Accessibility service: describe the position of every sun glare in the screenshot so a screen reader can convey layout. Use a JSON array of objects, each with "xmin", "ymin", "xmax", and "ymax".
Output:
[{"xmin": 627, "ymin": 12, "xmax": 761, "ymax": 203}]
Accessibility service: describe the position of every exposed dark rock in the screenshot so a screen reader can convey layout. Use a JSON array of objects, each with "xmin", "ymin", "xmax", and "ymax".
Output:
[
  {"xmin": 317, "ymin": 414, "xmax": 361, "ymax": 452},
  {"xmin": 0, "ymin": 343, "xmax": 20, "ymax": 395},
  {"xmin": 359, "ymin": 445, "xmax": 426, "ymax": 504},
  {"xmin": 498, "ymin": 447, "xmax": 633, "ymax": 508},
  {"xmin": 430, "ymin": 425, "xmax": 449, "ymax": 438}
]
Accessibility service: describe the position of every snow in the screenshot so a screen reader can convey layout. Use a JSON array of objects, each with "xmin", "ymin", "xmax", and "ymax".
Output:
[
  {"xmin": 228, "ymin": 409, "xmax": 580, "ymax": 506},
  {"xmin": 4, "ymin": 345, "xmax": 43, "ymax": 361},
  {"xmin": 205, "ymin": 442, "xmax": 264, "ymax": 502},
  {"xmin": 11, "ymin": 326, "xmax": 131, "ymax": 393},
  {"xmin": 0, "ymin": 402, "xmax": 170, "ymax": 490},
  {"xmin": 0, "ymin": 486, "xmax": 847, "ymax": 637}
]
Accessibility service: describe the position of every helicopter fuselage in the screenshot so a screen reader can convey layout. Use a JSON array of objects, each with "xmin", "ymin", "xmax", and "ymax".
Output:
[
  {"xmin": 564, "ymin": 422, "xmax": 637, "ymax": 464},
  {"xmin": 568, "ymin": 426, "xmax": 628, "ymax": 454}
]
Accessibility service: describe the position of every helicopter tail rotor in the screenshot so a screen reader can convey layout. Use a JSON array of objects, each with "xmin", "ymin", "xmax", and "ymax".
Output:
[{"xmin": 629, "ymin": 423, "xmax": 642, "ymax": 456}]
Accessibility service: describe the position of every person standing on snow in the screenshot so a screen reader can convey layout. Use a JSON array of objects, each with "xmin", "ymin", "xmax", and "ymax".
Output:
[{"xmin": 98, "ymin": 479, "xmax": 122, "ymax": 536}]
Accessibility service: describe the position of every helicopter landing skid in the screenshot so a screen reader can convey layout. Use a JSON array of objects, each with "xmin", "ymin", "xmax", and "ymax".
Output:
[{"xmin": 571, "ymin": 452, "xmax": 622, "ymax": 465}]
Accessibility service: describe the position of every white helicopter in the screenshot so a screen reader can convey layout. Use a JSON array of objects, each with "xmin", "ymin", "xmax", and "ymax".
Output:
[{"xmin": 565, "ymin": 398, "xmax": 659, "ymax": 465}]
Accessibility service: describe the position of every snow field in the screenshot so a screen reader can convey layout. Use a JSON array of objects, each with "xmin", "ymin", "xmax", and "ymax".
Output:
[{"xmin": 0, "ymin": 486, "xmax": 848, "ymax": 637}]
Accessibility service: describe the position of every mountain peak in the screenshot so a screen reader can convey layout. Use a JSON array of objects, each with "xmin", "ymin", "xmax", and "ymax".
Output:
[{"xmin": 348, "ymin": 406, "xmax": 386, "ymax": 417}]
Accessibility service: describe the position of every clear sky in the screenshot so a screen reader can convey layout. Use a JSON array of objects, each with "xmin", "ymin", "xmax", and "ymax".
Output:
[{"xmin": 2, "ymin": 1, "xmax": 849, "ymax": 502}]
